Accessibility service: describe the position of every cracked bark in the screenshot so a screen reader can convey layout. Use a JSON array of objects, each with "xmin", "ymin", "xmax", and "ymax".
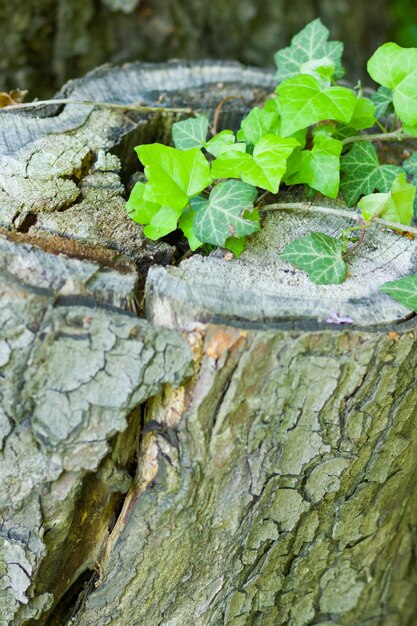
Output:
[{"xmin": 1, "ymin": 62, "xmax": 417, "ymax": 626}]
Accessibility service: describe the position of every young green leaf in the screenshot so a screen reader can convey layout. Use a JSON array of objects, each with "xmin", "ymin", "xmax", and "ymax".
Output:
[
  {"xmin": 143, "ymin": 206, "xmax": 184, "ymax": 240},
  {"xmin": 380, "ymin": 275, "xmax": 417, "ymax": 312},
  {"xmin": 348, "ymin": 97, "xmax": 376, "ymax": 130},
  {"xmin": 237, "ymin": 107, "xmax": 280, "ymax": 144},
  {"xmin": 358, "ymin": 173, "xmax": 415, "ymax": 224},
  {"xmin": 211, "ymin": 135, "xmax": 299, "ymax": 193},
  {"xmin": 276, "ymin": 74, "xmax": 356, "ymax": 137},
  {"xmin": 285, "ymin": 134, "xmax": 343, "ymax": 198},
  {"xmin": 403, "ymin": 151, "xmax": 417, "ymax": 215},
  {"xmin": 205, "ymin": 130, "xmax": 244, "ymax": 157},
  {"xmin": 172, "ymin": 115, "xmax": 209, "ymax": 150},
  {"xmin": 367, "ymin": 43, "xmax": 417, "ymax": 127},
  {"xmin": 224, "ymin": 236, "xmax": 246, "ymax": 257},
  {"xmin": 192, "ymin": 180, "xmax": 259, "ymax": 246},
  {"xmin": 274, "ymin": 18, "xmax": 344, "ymax": 84},
  {"xmin": 371, "ymin": 86, "xmax": 394, "ymax": 118},
  {"xmin": 340, "ymin": 142, "xmax": 403, "ymax": 207},
  {"xmin": 126, "ymin": 181, "xmax": 158, "ymax": 223},
  {"xmin": 136, "ymin": 144, "xmax": 212, "ymax": 210},
  {"xmin": 178, "ymin": 208, "xmax": 202, "ymax": 251},
  {"xmin": 126, "ymin": 182, "xmax": 182, "ymax": 239},
  {"xmin": 223, "ymin": 207, "xmax": 260, "ymax": 257},
  {"xmin": 281, "ymin": 232, "xmax": 347, "ymax": 284}
]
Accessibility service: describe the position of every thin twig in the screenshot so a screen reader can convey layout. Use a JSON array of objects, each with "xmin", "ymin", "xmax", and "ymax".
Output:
[
  {"xmin": 212, "ymin": 95, "xmax": 245, "ymax": 136},
  {"xmin": 263, "ymin": 202, "xmax": 417, "ymax": 235},
  {"xmin": 1, "ymin": 98, "xmax": 193, "ymax": 114},
  {"xmin": 255, "ymin": 190, "xmax": 271, "ymax": 207}
]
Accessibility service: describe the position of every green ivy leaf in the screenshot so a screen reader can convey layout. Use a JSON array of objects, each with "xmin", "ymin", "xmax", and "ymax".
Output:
[
  {"xmin": 211, "ymin": 134, "xmax": 298, "ymax": 193},
  {"xmin": 285, "ymin": 134, "xmax": 343, "ymax": 198},
  {"xmin": 371, "ymin": 86, "xmax": 394, "ymax": 118},
  {"xmin": 143, "ymin": 206, "xmax": 183, "ymax": 240},
  {"xmin": 172, "ymin": 115, "xmax": 209, "ymax": 150},
  {"xmin": 136, "ymin": 144, "xmax": 212, "ymax": 210},
  {"xmin": 126, "ymin": 182, "xmax": 182, "ymax": 240},
  {"xmin": 281, "ymin": 232, "xmax": 347, "ymax": 284},
  {"xmin": 403, "ymin": 152, "xmax": 417, "ymax": 215},
  {"xmin": 367, "ymin": 43, "xmax": 417, "ymax": 127},
  {"xmin": 237, "ymin": 107, "xmax": 280, "ymax": 144},
  {"xmin": 274, "ymin": 19, "xmax": 344, "ymax": 84},
  {"xmin": 224, "ymin": 236, "xmax": 246, "ymax": 257},
  {"xmin": 348, "ymin": 97, "xmax": 376, "ymax": 130},
  {"xmin": 404, "ymin": 124, "xmax": 417, "ymax": 137},
  {"xmin": 403, "ymin": 151, "xmax": 417, "ymax": 181},
  {"xmin": 340, "ymin": 142, "xmax": 403, "ymax": 207},
  {"xmin": 223, "ymin": 206, "xmax": 260, "ymax": 257},
  {"xmin": 126, "ymin": 181, "xmax": 158, "ymax": 223},
  {"xmin": 205, "ymin": 130, "xmax": 244, "ymax": 157},
  {"xmin": 380, "ymin": 275, "xmax": 417, "ymax": 312},
  {"xmin": 192, "ymin": 180, "xmax": 259, "ymax": 246},
  {"xmin": 276, "ymin": 74, "xmax": 356, "ymax": 137},
  {"xmin": 358, "ymin": 173, "xmax": 415, "ymax": 224},
  {"xmin": 178, "ymin": 208, "xmax": 202, "ymax": 251}
]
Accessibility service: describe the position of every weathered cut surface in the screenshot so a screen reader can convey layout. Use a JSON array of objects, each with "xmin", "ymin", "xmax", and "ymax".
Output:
[
  {"xmin": 1, "ymin": 60, "xmax": 417, "ymax": 626},
  {"xmin": 147, "ymin": 207, "xmax": 417, "ymax": 328},
  {"xmin": 0, "ymin": 0, "xmax": 390, "ymax": 97}
]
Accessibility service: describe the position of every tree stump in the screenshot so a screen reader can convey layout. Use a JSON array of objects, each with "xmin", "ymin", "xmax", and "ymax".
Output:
[{"xmin": 1, "ymin": 62, "xmax": 417, "ymax": 626}]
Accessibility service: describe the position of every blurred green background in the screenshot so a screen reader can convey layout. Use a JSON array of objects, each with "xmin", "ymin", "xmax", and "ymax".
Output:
[{"xmin": 0, "ymin": 0, "xmax": 417, "ymax": 98}]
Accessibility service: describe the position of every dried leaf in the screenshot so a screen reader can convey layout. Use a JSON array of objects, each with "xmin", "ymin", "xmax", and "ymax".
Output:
[{"xmin": 0, "ymin": 89, "xmax": 28, "ymax": 108}]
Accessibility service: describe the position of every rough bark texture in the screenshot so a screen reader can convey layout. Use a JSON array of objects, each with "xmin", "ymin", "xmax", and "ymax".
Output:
[
  {"xmin": 71, "ymin": 323, "xmax": 417, "ymax": 626},
  {"xmin": 0, "ymin": 0, "xmax": 391, "ymax": 97},
  {"xmin": 1, "ymin": 62, "xmax": 417, "ymax": 626},
  {"xmin": 0, "ymin": 232, "xmax": 193, "ymax": 626}
]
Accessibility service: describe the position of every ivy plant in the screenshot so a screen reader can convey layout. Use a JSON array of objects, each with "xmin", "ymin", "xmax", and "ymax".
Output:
[{"xmin": 127, "ymin": 18, "xmax": 417, "ymax": 314}]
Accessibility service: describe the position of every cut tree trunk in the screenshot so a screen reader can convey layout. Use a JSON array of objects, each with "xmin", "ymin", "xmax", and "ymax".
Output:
[{"xmin": 1, "ymin": 62, "xmax": 417, "ymax": 626}]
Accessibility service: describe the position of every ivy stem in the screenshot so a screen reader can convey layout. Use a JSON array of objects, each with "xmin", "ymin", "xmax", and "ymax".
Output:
[
  {"xmin": 211, "ymin": 95, "xmax": 245, "ymax": 136},
  {"xmin": 1, "ymin": 99, "xmax": 193, "ymax": 114},
  {"xmin": 341, "ymin": 220, "xmax": 368, "ymax": 256},
  {"xmin": 341, "ymin": 130, "xmax": 416, "ymax": 146},
  {"xmin": 375, "ymin": 119, "xmax": 388, "ymax": 133},
  {"xmin": 263, "ymin": 202, "xmax": 417, "ymax": 235}
]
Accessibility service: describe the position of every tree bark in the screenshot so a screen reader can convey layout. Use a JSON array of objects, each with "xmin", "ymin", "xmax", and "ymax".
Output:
[
  {"xmin": 1, "ymin": 62, "xmax": 417, "ymax": 626},
  {"xmin": 0, "ymin": 0, "xmax": 390, "ymax": 98}
]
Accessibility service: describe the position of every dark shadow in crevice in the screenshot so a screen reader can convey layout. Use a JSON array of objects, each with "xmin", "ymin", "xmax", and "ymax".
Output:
[{"xmin": 42, "ymin": 569, "xmax": 98, "ymax": 626}]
